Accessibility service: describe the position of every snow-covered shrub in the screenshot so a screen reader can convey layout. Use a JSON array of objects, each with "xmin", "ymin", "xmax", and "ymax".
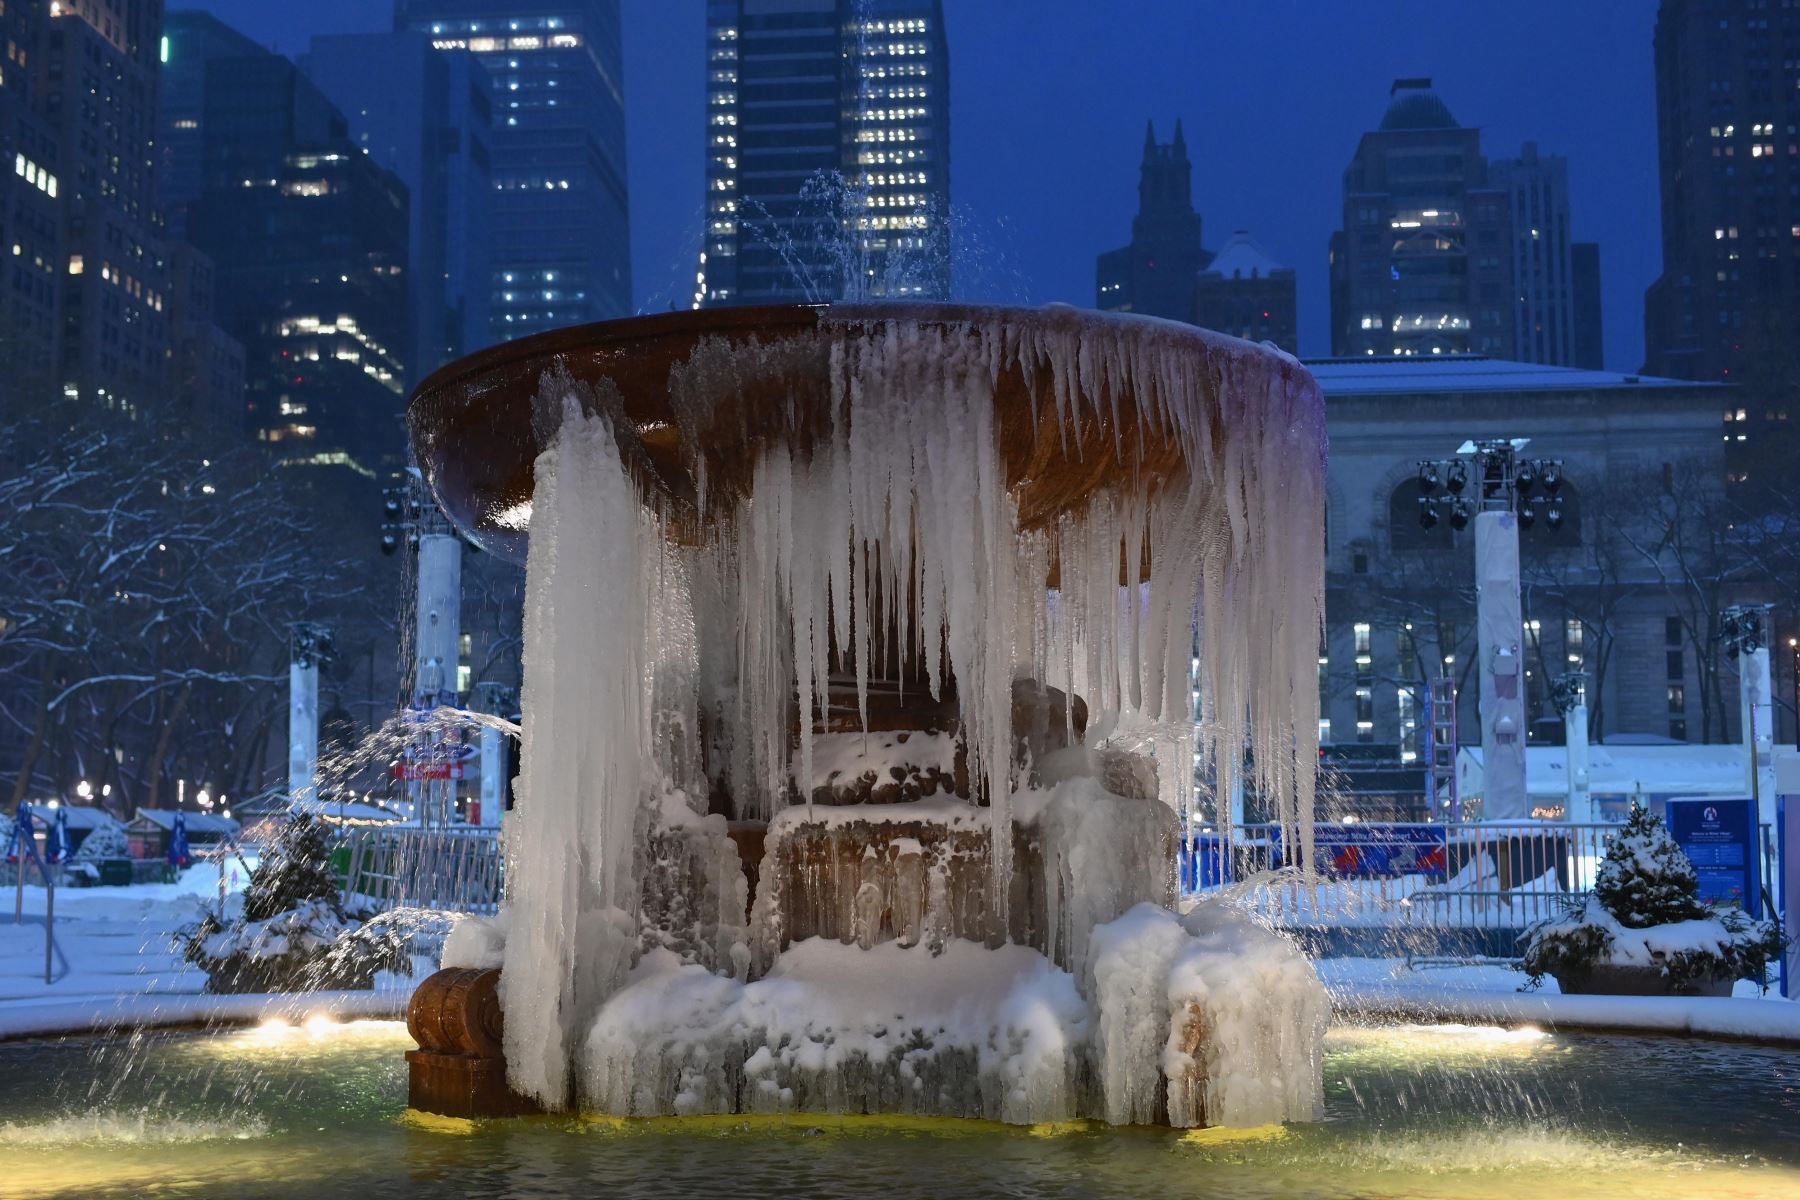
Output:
[
  {"xmin": 1522, "ymin": 802, "xmax": 1782, "ymax": 992},
  {"xmin": 177, "ymin": 811, "xmax": 410, "ymax": 994},
  {"xmin": 72, "ymin": 820, "xmax": 130, "ymax": 863}
]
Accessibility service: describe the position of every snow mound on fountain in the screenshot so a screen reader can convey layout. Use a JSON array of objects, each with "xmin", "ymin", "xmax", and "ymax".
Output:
[
  {"xmin": 583, "ymin": 899, "xmax": 1326, "ymax": 1129},
  {"xmin": 1088, "ymin": 901, "xmax": 1327, "ymax": 1128},
  {"xmin": 585, "ymin": 939, "xmax": 1087, "ymax": 1124}
]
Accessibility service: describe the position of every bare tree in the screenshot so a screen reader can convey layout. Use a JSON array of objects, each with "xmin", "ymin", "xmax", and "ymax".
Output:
[{"xmin": 0, "ymin": 403, "xmax": 362, "ymax": 813}]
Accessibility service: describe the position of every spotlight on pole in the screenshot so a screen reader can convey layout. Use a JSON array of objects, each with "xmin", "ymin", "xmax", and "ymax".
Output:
[
  {"xmin": 1516, "ymin": 461, "xmax": 1537, "ymax": 495},
  {"xmin": 1543, "ymin": 462, "xmax": 1562, "ymax": 494},
  {"xmin": 380, "ymin": 532, "xmax": 399, "ymax": 556},
  {"xmin": 1518, "ymin": 500, "xmax": 1536, "ymax": 529},
  {"xmin": 1545, "ymin": 501, "xmax": 1564, "ymax": 530},
  {"xmin": 1445, "ymin": 460, "xmax": 1469, "ymax": 495},
  {"xmin": 1418, "ymin": 497, "xmax": 1439, "ymax": 529},
  {"xmin": 1418, "ymin": 463, "xmax": 1440, "ymax": 495},
  {"xmin": 1449, "ymin": 498, "xmax": 1471, "ymax": 530}
]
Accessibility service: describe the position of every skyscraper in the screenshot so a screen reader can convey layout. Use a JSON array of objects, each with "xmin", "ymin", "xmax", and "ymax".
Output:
[
  {"xmin": 0, "ymin": 0, "xmax": 63, "ymax": 399},
  {"xmin": 45, "ymin": 0, "xmax": 171, "ymax": 414},
  {"xmin": 1644, "ymin": 1, "xmax": 1800, "ymax": 503},
  {"xmin": 303, "ymin": 31, "xmax": 495, "ymax": 382},
  {"xmin": 397, "ymin": 1, "xmax": 629, "ymax": 341},
  {"xmin": 156, "ymin": 9, "xmax": 264, "ymax": 241},
  {"xmin": 1096, "ymin": 120, "xmax": 1207, "ymax": 322},
  {"xmin": 1571, "ymin": 241, "xmax": 1604, "ymax": 371},
  {"xmin": 697, "ymin": 0, "xmax": 951, "ymax": 308},
  {"xmin": 162, "ymin": 28, "xmax": 409, "ymax": 473},
  {"xmin": 1328, "ymin": 80, "xmax": 1514, "ymax": 358},
  {"xmin": 1489, "ymin": 142, "xmax": 1578, "ymax": 367}
]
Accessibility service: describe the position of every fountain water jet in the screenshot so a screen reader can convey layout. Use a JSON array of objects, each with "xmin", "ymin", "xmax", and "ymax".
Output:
[{"xmin": 405, "ymin": 302, "xmax": 1328, "ymax": 1125}]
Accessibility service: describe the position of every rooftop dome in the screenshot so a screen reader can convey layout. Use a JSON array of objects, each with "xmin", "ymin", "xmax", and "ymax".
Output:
[{"xmin": 1379, "ymin": 90, "xmax": 1458, "ymax": 132}]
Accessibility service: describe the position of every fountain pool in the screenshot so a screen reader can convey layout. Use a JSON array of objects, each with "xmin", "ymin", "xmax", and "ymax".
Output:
[{"xmin": 1, "ymin": 1019, "xmax": 1795, "ymax": 1199}]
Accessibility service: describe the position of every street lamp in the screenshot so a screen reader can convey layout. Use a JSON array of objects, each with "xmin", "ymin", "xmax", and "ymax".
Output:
[{"xmin": 1721, "ymin": 604, "xmax": 1775, "ymax": 822}]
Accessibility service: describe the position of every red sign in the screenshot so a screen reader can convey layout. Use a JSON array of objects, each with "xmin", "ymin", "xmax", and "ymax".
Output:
[{"xmin": 392, "ymin": 762, "xmax": 470, "ymax": 780}]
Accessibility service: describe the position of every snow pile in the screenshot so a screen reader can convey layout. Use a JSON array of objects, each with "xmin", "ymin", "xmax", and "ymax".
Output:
[
  {"xmin": 804, "ymin": 730, "xmax": 959, "ymax": 802},
  {"xmin": 198, "ymin": 899, "xmax": 354, "ymax": 962},
  {"xmin": 1164, "ymin": 899, "xmax": 1328, "ymax": 1127},
  {"xmin": 1086, "ymin": 902, "xmax": 1325, "ymax": 1128},
  {"xmin": 442, "ymin": 911, "xmax": 509, "ymax": 971},
  {"xmin": 585, "ymin": 938, "xmax": 1088, "ymax": 1124}
]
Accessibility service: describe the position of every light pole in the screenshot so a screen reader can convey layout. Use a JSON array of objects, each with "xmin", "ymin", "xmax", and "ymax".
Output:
[
  {"xmin": 1416, "ymin": 439, "xmax": 1567, "ymax": 822},
  {"xmin": 289, "ymin": 622, "xmax": 335, "ymax": 804},
  {"xmin": 384, "ymin": 470, "xmax": 468, "ymax": 826},
  {"xmin": 1551, "ymin": 671, "xmax": 1591, "ymax": 822},
  {"xmin": 474, "ymin": 681, "xmax": 518, "ymax": 828},
  {"xmin": 1721, "ymin": 604, "xmax": 1775, "ymax": 825}
]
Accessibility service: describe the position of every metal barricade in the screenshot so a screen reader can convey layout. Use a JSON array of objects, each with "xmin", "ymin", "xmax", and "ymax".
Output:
[
  {"xmin": 338, "ymin": 827, "xmax": 504, "ymax": 914},
  {"xmin": 1188, "ymin": 820, "xmax": 1779, "ymax": 936}
]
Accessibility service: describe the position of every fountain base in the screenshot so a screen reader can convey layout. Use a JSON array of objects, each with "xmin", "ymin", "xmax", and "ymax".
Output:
[{"xmin": 406, "ymin": 967, "xmax": 541, "ymax": 1119}]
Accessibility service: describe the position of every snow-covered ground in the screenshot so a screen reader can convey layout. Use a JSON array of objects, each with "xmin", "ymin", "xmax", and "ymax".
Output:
[
  {"xmin": 0, "ymin": 867, "xmax": 412, "ymax": 1030},
  {"xmin": 3, "ymin": 871, "xmax": 1794, "ymax": 1048}
]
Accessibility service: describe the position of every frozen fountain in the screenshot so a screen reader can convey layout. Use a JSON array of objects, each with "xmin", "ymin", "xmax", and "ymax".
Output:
[{"xmin": 403, "ymin": 301, "xmax": 1329, "ymax": 1127}]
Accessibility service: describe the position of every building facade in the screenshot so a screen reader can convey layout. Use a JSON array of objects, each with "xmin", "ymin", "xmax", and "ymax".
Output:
[
  {"xmin": 1312, "ymin": 354, "xmax": 1767, "ymax": 820},
  {"xmin": 1643, "ymin": 0, "xmax": 1800, "ymax": 503},
  {"xmin": 1489, "ymin": 142, "xmax": 1579, "ymax": 367},
  {"xmin": 44, "ymin": 0, "xmax": 171, "ymax": 415},
  {"xmin": 167, "ymin": 41, "xmax": 409, "ymax": 474},
  {"xmin": 303, "ymin": 30, "xmax": 495, "ymax": 382},
  {"xmin": 1329, "ymin": 80, "xmax": 1515, "ymax": 359},
  {"xmin": 0, "ymin": 0, "xmax": 63, "ymax": 400},
  {"xmin": 1571, "ymin": 241, "xmax": 1604, "ymax": 370},
  {"xmin": 697, "ymin": 0, "xmax": 951, "ymax": 308},
  {"xmin": 1191, "ymin": 230, "xmax": 1298, "ymax": 353},
  {"xmin": 397, "ymin": 0, "xmax": 629, "ymax": 342}
]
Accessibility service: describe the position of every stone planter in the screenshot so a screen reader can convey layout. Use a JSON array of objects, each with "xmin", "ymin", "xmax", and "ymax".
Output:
[{"xmin": 1551, "ymin": 962, "xmax": 1734, "ymax": 998}]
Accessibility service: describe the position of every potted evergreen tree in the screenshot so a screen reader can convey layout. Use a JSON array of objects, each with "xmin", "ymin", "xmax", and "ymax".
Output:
[
  {"xmin": 1523, "ymin": 802, "xmax": 1783, "ymax": 996},
  {"xmin": 179, "ymin": 810, "xmax": 409, "ymax": 994}
]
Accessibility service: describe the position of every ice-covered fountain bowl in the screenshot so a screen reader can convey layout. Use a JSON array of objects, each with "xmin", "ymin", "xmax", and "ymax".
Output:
[
  {"xmin": 406, "ymin": 301, "xmax": 1323, "ymax": 564},
  {"xmin": 400, "ymin": 300, "xmax": 1334, "ymax": 1128}
]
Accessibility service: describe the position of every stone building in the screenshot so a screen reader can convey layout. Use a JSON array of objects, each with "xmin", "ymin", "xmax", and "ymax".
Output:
[
  {"xmin": 1309, "ymin": 354, "xmax": 1768, "ymax": 815},
  {"xmin": 1097, "ymin": 121, "xmax": 1297, "ymax": 352}
]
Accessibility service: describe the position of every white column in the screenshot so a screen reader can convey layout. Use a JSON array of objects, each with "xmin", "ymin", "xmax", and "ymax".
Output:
[
  {"xmin": 478, "ymin": 721, "xmax": 506, "ymax": 827},
  {"xmin": 1474, "ymin": 509, "xmax": 1528, "ymax": 820},
  {"xmin": 1741, "ymin": 644, "xmax": 1776, "ymax": 826},
  {"xmin": 288, "ymin": 657, "xmax": 319, "ymax": 802},
  {"xmin": 1564, "ymin": 701, "xmax": 1593, "ymax": 823},
  {"xmin": 414, "ymin": 532, "xmax": 463, "ymax": 708}
]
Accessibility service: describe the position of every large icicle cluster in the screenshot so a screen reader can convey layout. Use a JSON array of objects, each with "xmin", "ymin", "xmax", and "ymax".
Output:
[{"xmin": 494, "ymin": 309, "xmax": 1326, "ymax": 1112}]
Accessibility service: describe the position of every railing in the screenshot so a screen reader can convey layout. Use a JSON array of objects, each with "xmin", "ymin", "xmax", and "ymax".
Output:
[
  {"xmin": 1187, "ymin": 821, "xmax": 1779, "ymax": 935},
  {"xmin": 339, "ymin": 827, "xmax": 504, "ymax": 914}
]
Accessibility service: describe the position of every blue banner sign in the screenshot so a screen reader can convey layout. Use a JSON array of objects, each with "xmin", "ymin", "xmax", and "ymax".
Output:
[
  {"xmin": 1271, "ymin": 824, "xmax": 1449, "ymax": 879},
  {"xmin": 1665, "ymin": 797, "xmax": 1760, "ymax": 915}
]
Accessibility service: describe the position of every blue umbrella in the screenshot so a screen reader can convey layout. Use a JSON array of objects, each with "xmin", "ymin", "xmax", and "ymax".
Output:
[
  {"xmin": 6, "ymin": 804, "xmax": 31, "ymax": 864},
  {"xmin": 168, "ymin": 809, "xmax": 191, "ymax": 868},
  {"xmin": 44, "ymin": 806, "xmax": 67, "ymax": 864}
]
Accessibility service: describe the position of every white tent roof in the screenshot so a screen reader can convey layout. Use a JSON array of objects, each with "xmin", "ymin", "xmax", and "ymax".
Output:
[{"xmin": 1457, "ymin": 743, "xmax": 1776, "ymax": 801}]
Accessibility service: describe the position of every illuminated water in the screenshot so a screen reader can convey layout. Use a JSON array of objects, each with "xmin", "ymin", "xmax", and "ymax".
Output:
[{"xmin": 0, "ymin": 1020, "xmax": 1794, "ymax": 1199}]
